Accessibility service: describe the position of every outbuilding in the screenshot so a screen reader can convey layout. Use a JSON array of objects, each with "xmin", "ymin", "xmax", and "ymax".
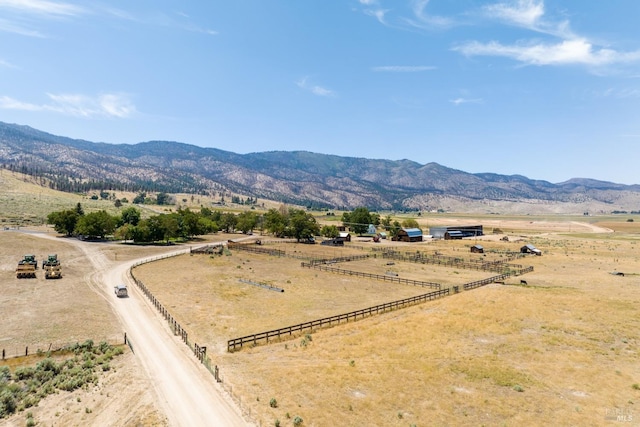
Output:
[
  {"xmin": 338, "ymin": 232, "xmax": 351, "ymax": 242},
  {"xmin": 395, "ymin": 228, "xmax": 423, "ymax": 242},
  {"xmin": 521, "ymin": 244, "xmax": 542, "ymax": 256},
  {"xmin": 430, "ymin": 225, "xmax": 484, "ymax": 239},
  {"xmin": 470, "ymin": 244, "xmax": 484, "ymax": 254}
]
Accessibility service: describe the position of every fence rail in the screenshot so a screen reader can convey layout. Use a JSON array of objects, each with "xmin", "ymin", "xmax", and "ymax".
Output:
[
  {"xmin": 1, "ymin": 336, "xmax": 125, "ymax": 361},
  {"xmin": 380, "ymin": 249, "xmax": 532, "ymax": 275},
  {"xmin": 129, "ymin": 251, "xmax": 221, "ymax": 383},
  {"xmin": 227, "ymin": 287, "xmax": 450, "ymax": 352},
  {"xmin": 301, "ymin": 261, "xmax": 441, "ymax": 289}
]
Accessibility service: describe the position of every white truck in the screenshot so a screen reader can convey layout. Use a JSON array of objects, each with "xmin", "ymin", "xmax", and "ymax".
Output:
[{"xmin": 114, "ymin": 284, "xmax": 128, "ymax": 297}]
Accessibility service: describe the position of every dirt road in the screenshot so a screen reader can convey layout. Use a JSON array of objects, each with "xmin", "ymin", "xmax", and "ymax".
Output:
[{"xmin": 34, "ymin": 233, "xmax": 250, "ymax": 427}]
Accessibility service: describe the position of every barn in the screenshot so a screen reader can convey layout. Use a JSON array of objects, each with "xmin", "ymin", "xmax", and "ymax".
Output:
[
  {"xmin": 429, "ymin": 225, "xmax": 484, "ymax": 239},
  {"xmin": 521, "ymin": 244, "xmax": 542, "ymax": 256},
  {"xmin": 470, "ymin": 244, "xmax": 484, "ymax": 253},
  {"xmin": 395, "ymin": 228, "xmax": 423, "ymax": 242}
]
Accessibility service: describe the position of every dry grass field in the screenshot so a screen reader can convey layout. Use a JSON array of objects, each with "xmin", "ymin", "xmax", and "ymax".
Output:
[
  {"xmin": 2, "ymin": 172, "xmax": 640, "ymax": 426},
  {"xmin": 133, "ymin": 231, "xmax": 640, "ymax": 427}
]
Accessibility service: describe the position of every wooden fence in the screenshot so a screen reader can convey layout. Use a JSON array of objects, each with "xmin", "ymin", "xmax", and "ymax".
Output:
[
  {"xmin": 227, "ymin": 287, "xmax": 450, "ymax": 352},
  {"xmin": 129, "ymin": 249, "xmax": 221, "ymax": 382},
  {"xmin": 380, "ymin": 249, "xmax": 531, "ymax": 274},
  {"xmin": 1, "ymin": 336, "xmax": 125, "ymax": 361},
  {"xmin": 300, "ymin": 261, "xmax": 441, "ymax": 289}
]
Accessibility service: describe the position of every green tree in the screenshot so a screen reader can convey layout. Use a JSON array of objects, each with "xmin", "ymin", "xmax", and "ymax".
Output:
[
  {"xmin": 75, "ymin": 210, "xmax": 116, "ymax": 238},
  {"xmin": 287, "ymin": 209, "xmax": 320, "ymax": 241},
  {"xmin": 133, "ymin": 192, "xmax": 146, "ymax": 204},
  {"xmin": 75, "ymin": 202, "xmax": 84, "ymax": 216},
  {"xmin": 236, "ymin": 211, "xmax": 259, "ymax": 234},
  {"xmin": 264, "ymin": 208, "xmax": 286, "ymax": 237},
  {"xmin": 156, "ymin": 192, "xmax": 172, "ymax": 206},
  {"xmin": 345, "ymin": 207, "xmax": 372, "ymax": 235},
  {"xmin": 120, "ymin": 207, "xmax": 141, "ymax": 226},
  {"xmin": 320, "ymin": 225, "xmax": 339, "ymax": 238},
  {"xmin": 47, "ymin": 209, "xmax": 80, "ymax": 236},
  {"xmin": 220, "ymin": 212, "xmax": 237, "ymax": 233}
]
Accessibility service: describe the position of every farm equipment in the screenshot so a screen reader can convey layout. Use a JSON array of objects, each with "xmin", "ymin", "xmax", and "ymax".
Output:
[
  {"xmin": 114, "ymin": 284, "xmax": 128, "ymax": 297},
  {"xmin": 16, "ymin": 254, "xmax": 37, "ymax": 278},
  {"xmin": 43, "ymin": 254, "xmax": 62, "ymax": 279}
]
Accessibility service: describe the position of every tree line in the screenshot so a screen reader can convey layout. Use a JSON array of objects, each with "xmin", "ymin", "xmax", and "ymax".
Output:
[{"xmin": 46, "ymin": 204, "xmax": 321, "ymax": 243}]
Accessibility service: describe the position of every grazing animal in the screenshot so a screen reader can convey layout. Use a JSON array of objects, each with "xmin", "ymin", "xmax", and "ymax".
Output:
[{"xmin": 520, "ymin": 280, "xmax": 528, "ymax": 285}]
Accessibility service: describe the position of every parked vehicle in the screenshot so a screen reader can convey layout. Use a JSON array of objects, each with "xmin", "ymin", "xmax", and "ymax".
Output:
[{"xmin": 16, "ymin": 255, "xmax": 37, "ymax": 278}]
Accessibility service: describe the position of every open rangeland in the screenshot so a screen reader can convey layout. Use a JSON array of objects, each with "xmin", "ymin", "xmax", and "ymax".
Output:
[
  {"xmin": 131, "ymin": 230, "xmax": 640, "ymax": 426},
  {"xmin": 1, "ymin": 214, "xmax": 640, "ymax": 426}
]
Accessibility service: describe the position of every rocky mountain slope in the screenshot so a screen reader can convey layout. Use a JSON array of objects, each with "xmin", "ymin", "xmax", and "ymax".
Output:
[{"xmin": 1, "ymin": 121, "xmax": 639, "ymax": 213}]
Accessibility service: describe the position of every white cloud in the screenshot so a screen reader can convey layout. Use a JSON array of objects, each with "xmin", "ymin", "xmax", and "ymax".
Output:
[
  {"xmin": 372, "ymin": 65, "xmax": 436, "ymax": 72},
  {"xmin": 454, "ymin": 38, "xmax": 640, "ymax": 67},
  {"xmin": 359, "ymin": 0, "xmax": 377, "ymax": 5},
  {"xmin": 450, "ymin": 97, "xmax": 483, "ymax": 106},
  {"xmin": 364, "ymin": 8, "xmax": 388, "ymax": 25},
  {"xmin": 0, "ymin": 92, "xmax": 137, "ymax": 118},
  {"xmin": 482, "ymin": 0, "xmax": 572, "ymax": 38},
  {"xmin": 406, "ymin": 0, "xmax": 454, "ymax": 30},
  {"xmin": 0, "ymin": 0, "xmax": 84, "ymax": 16},
  {"xmin": 296, "ymin": 77, "xmax": 336, "ymax": 97}
]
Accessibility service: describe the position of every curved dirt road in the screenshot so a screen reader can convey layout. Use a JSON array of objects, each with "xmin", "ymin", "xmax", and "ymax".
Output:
[{"xmin": 34, "ymin": 233, "xmax": 250, "ymax": 427}]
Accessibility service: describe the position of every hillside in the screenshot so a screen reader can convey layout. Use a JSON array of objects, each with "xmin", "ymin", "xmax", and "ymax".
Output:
[{"xmin": 1, "ymin": 121, "xmax": 640, "ymax": 213}]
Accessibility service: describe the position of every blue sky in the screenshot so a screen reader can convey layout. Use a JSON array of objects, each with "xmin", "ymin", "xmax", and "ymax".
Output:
[{"xmin": 1, "ymin": 1, "xmax": 640, "ymax": 185}]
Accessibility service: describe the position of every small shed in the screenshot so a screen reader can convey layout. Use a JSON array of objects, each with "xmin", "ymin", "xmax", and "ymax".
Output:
[
  {"xmin": 521, "ymin": 244, "xmax": 542, "ymax": 256},
  {"xmin": 396, "ymin": 228, "xmax": 423, "ymax": 242},
  {"xmin": 470, "ymin": 244, "xmax": 484, "ymax": 254}
]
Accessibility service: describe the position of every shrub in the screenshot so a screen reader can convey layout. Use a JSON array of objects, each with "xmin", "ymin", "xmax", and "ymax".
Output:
[
  {"xmin": 269, "ymin": 398, "xmax": 278, "ymax": 408},
  {"xmin": 293, "ymin": 416, "xmax": 303, "ymax": 426}
]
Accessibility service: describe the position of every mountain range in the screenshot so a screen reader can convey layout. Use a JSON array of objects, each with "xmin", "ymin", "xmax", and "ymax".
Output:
[{"xmin": 1, "ymin": 121, "xmax": 639, "ymax": 214}]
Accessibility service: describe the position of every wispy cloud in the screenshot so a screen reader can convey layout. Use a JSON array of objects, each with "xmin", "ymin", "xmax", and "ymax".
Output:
[
  {"xmin": 454, "ymin": 39, "xmax": 640, "ymax": 67},
  {"xmin": 455, "ymin": 0, "xmax": 640, "ymax": 70},
  {"xmin": 0, "ymin": 93, "xmax": 137, "ymax": 118},
  {"xmin": 364, "ymin": 8, "xmax": 388, "ymax": 26},
  {"xmin": 0, "ymin": 58, "xmax": 18, "ymax": 68},
  {"xmin": 482, "ymin": 0, "xmax": 572, "ymax": 38},
  {"xmin": 372, "ymin": 65, "xmax": 436, "ymax": 72},
  {"xmin": 405, "ymin": 0, "xmax": 454, "ymax": 29},
  {"xmin": 0, "ymin": 0, "xmax": 85, "ymax": 17},
  {"xmin": 359, "ymin": 0, "xmax": 453, "ymax": 30},
  {"xmin": 296, "ymin": 77, "xmax": 336, "ymax": 97},
  {"xmin": 450, "ymin": 97, "xmax": 483, "ymax": 106}
]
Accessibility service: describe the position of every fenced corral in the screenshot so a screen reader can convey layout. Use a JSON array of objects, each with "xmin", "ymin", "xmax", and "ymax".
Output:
[
  {"xmin": 300, "ymin": 261, "xmax": 441, "ymax": 289},
  {"xmin": 227, "ymin": 287, "xmax": 450, "ymax": 352},
  {"xmin": 380, "ymin": 249, "xmax": 532, "ymax": 274}
]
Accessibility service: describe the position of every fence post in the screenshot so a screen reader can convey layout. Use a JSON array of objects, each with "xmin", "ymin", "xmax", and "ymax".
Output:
[{"xmin": 124, "ymin": 332, "xmax": 127, "ymax": 345}]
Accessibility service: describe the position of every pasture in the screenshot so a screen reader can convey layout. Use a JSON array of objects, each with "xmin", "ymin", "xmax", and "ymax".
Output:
[{"xmin": 134, "ymin": 231, "xmax": 640, "ymax": 426}]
